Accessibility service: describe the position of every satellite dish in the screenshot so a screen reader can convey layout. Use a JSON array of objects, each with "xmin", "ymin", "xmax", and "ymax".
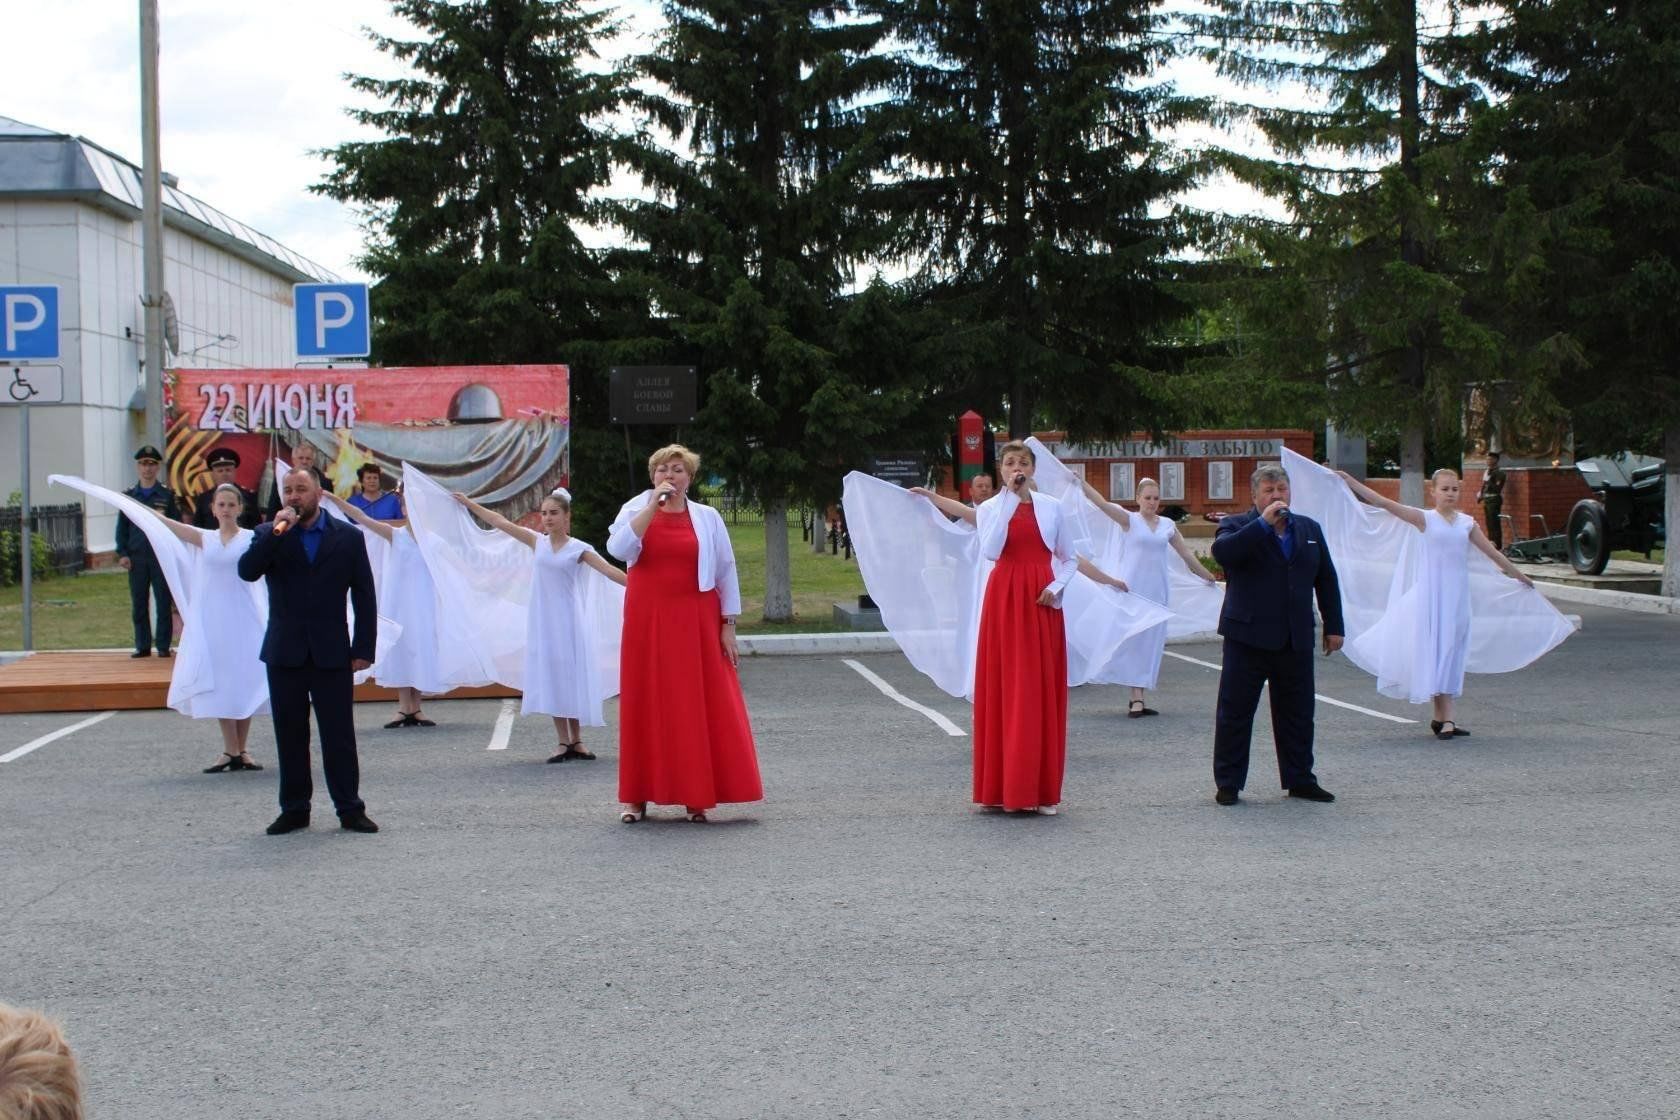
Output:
[{"xmin": 161, "ymin": 291, "xmax": 180, "ymax": 356}]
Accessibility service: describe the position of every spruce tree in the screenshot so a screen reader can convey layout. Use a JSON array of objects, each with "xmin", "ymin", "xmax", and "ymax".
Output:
[
  {"xmin": 315, "ymin": 0, "xmax": 632, "ymax": 540},
  {"xmin": 1187, "ymin": 0, "xmax": 1497, "ymax": 500},
  {"xmin": 1467, "ymin": 0, "xmax": 1680, "ymax": 593},
  {"xmin": 617, "ymin": 0, "xmax": 915, "ymax": 622},
  {"xmin": 882, "ymin": 0, "xmax": 1199, "ymax": 440}
]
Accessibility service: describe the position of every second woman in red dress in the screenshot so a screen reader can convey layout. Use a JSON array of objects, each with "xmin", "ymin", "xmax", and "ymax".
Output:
[{"xmin": 914, "ymin": 441, "xmax": 1123, "ymax": 814}]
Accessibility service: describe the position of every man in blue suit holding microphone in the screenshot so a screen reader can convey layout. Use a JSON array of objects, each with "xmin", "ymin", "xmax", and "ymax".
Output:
[
  {"xmin": 238, "ymin": 467, "xmax": 380, "ymax": 835},
  {"xmin": 1210, "ymin": 463, "xmax": 1344, "ymax": 806}
]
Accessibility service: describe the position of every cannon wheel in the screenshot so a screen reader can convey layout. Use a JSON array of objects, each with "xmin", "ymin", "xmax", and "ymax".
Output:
[{"xmin": 1567, "ymin": 499, "xmax": 1611, "ymax": 575}]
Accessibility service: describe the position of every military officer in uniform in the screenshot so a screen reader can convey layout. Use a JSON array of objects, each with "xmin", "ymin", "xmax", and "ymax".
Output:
[
  {"xmin": 115, "ymin": 445, "xmax": 182, "ymax": 658},
  {"xmin": 192, "ymin": 448, "xmax": 259, "ymax": 530},
  {"xmin": 1477, "ymin": 450, "xmax": 1507, "ymax": 552}
]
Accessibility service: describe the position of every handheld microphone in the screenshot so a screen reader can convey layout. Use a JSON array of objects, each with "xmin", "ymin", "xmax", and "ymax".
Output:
[
  {"xmin": 273, "ymin": 503, "xmax": 300, "ymax": 535},
  {"xmin": 657, "ymin": 490, "xmax": 669, "ymax": 506},
  {"xmin": 1013, "ymin": 473, "xmax": 1026, "ymax": 489}
]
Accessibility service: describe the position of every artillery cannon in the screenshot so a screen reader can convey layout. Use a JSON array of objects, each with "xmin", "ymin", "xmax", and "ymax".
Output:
[
  {"xmin": 1560, "ymin": 453, "xmax": 1666, "ymax": 574},
  {"xmin": 1503, "ymin": 452, "xmax": 1666, "ymax": 572}
]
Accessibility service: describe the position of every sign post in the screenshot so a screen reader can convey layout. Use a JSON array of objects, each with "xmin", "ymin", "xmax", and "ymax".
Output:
[
  {"xmin": 2, "ymin": 284, "xmax": 65, "ymax": 652},
  {"xmin": 609, "ymin": 366, "xmax": 698, "ymax": 492}
]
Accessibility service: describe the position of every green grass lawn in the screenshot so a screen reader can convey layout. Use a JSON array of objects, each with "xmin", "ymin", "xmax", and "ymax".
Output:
[
  {"xmin": 0, "ymin": 569, "xmax": 138, "ymax": 650},
  {"xmin": 727, "ymin": 520, "xmax": 866, "ymax": 634},
  {"xmin": 1612, "ymin": 549, "xmax": 1665, "ymax": 565},
  {"xmin": 0, "ymin": 524, "xmax": 868, "ymax": 649}
]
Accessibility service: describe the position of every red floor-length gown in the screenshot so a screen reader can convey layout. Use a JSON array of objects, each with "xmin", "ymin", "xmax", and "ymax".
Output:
[
  {"xmin": 618, "ymin": 508, "xmax": 763, "ymax": 809},
  {"xmin": 972, "ymin": 504, "xmax": 1069, "ymax": 810}
]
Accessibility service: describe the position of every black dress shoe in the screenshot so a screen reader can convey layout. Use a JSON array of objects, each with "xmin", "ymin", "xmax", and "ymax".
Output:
[
  {"xmin": 131, "ymin": 649, "xmax": 152, "ymax": 658},
  {"xmin": 1287, "ymin": 783, "xmax": 1336, "ymax": 802},
  {"xmin": 1215, "ymin": 787, "xmax": 1240, "ymax": 806},
  {"xmin": 339, "ymin": 812, "xmax": 379, "ymax": 833},
  {"xmin": 265, "ymin": 812, "xmax": 310, "ymax": 835}
]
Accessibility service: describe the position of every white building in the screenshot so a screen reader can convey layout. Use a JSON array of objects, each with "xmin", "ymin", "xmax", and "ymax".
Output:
[{"xmin": 0, "ymin": 115, "xmax": 336, "ymax": 554}]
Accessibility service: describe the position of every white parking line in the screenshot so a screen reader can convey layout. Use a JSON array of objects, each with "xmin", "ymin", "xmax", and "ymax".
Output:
[
  {"xmin": 0, "ymin": 710, "xmax": 118, "ymax": 763},
  {"xmin": 1163, "ymin": 651, "xmax": 1417, "ymax": 725},
  {"xmin": 842, "ymin": 659, "xmax": 967, "ymax": 737},
  {"xmin": 486, "ymin": 699, "xmax": 517, "ymax": 750}
]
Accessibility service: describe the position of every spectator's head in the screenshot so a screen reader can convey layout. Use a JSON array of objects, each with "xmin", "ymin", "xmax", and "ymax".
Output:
[
  {"xmin": 969, "ymin": 473, "xmax": 995, "ymax": 503},
  {"xmin": 1487, "ymin": 451, "xmax": 1502, "ymax": 466},
  {"xmin": 0, "ymin": 1003, "xmax": 81, "ymax": 1120},
  {"xmin": 357, "ymin": 463, "xmax": 384, "ymax": 497},
  {"xmin": 291, "ymin": 442, "xmax": 317, "ymax": 470},
  {"xmin": 132, "ymin": 445, "xmax": 163, "ymax": 487},
  {"xmin": 206, "ymin": 448, "xmax": 241, "ymax": 487}
]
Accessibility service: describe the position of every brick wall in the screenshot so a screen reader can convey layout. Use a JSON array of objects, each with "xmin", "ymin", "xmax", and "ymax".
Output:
[
  {"xmin": 942, "ymin": 428, "xmax": 1315, "ymax": 517},
  {"xmin": 1366, "ymin": 469, "xmax": 1592, "ymax": 542}
]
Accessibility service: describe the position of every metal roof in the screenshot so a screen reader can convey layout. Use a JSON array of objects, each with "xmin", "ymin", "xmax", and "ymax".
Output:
[{"xmin": 0, "ymin": 115, "xmax": 339, "ymax": 283}]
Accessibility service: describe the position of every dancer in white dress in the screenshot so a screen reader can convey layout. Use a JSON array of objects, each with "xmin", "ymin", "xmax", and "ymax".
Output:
[
  {"xmin": 452, "ymin": 488, "xmax": 627, "ymax": 762},
  {"xmin": 1077, "ymin": 476, "xmax": 1219, "ymax": 715},
  {"xmin": 326, "ymin": 490, "xmax": 448, "ymax": 729},
  {"xmin": 144, "ymin": 484, "xmax": 270, "ymax": 772},
  {"xmin": 1336, "ymin": 468, "xmax": 1534, "ymax": 738}
]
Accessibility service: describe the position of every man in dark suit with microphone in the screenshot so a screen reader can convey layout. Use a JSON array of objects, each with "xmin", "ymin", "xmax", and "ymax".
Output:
[
  {"xmin": 1210, "ymin": 463, "xmax": 1344, "ymax": 806},
  {"xmin": 238, "ymin": 468, "xmax": 380, "ymax": 835}
]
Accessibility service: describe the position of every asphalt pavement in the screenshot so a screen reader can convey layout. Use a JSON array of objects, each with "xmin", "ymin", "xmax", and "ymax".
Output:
[{"xmin": 2, "ymin": 602, "xmax": 1677, "ymax": 1119}]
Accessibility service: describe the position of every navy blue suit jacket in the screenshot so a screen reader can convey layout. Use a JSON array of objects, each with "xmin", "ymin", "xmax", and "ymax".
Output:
[
  {"xmin": 1212, "ymin": 509, "xmax": 1344, "ymax": 652},
  {"xmin": 237, "ymin": 512, "xmax": 377, "ymax": 669}
]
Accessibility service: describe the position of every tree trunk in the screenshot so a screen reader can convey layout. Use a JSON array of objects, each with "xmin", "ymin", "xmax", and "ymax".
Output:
[
  {"xmin": 1395, "ymin": 0, "xmax": 1429, "ymax": 513},
  {"xmin": 762, "ymin": 498, "xmax": 793, "ymax": 622},
  {"xmin": 1665, "ymin": 424, "xmax": 1678, "ymax": 599},
  {"xmin": 1399, "ymin": 423, "xmax": 1427, "ymax": 507},
  {"xmin": 810, "ymin": 506, "xmax": 827, "ymax": 554}
]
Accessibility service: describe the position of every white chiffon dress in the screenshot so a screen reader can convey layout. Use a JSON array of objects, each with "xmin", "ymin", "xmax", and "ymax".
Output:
[
  {"xmin": 522, "ymin": 537, "xmax": 608, "ymax": 724},
  {"xmin": 1345, "ymin": 509, "xmax": 1474, "ymax": 701},
  {"xmin": 177, "ymin": 527, "xmax": 270, "ymax": 720},
  {"xmin": 1281, "ymin": 448, "xmax": 1578, "ymax": 705},
  {"xmin": 371, "ymin": 530, "xmax": 450, "ymax": 695},
  {"xmin": 1093, "ymin": 516, "xmax": 1178, "ymax": 690}
]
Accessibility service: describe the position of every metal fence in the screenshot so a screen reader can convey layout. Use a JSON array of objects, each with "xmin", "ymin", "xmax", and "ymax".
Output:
[{"xmin": 0, "ymin": 503, "xmax": 87, "ymax": 578}]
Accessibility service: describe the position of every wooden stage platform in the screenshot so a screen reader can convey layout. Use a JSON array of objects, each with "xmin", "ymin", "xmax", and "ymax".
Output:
[{"xmin": 0, "ymin": 651, "xmax": 518, "ymax": 715}]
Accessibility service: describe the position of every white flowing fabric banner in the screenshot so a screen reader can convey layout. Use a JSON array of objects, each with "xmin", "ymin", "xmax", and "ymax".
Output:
[
  {"xmin": 843, "ymin": 471, "xmax": 987, "ymax": 698},
  {"xmin": 1281, "ymin": 448, "xmax": 1579, "ymax": 701},
  {"xmin": 1025, "ymin": 437, "xmax": 1225, "ymax": 638},
  {"xmin": 49, "ymin": 474, "xmax": 268, "ymax": 714},
  {"xmin": 841, "ymin": 470, "xmax": 1174, "ymax": 700},
  {"xmin": 399, "ymin": 462, "xmax": 623, "ymax": 697}
]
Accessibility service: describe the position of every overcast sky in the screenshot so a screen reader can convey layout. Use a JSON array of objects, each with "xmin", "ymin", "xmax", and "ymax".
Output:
[{"xmin": 8, "ymin": 1, "xmax": 1258, "ymax": 283}]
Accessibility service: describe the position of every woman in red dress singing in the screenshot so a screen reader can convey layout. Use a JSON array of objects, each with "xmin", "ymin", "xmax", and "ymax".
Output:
[
  {"xmin": 607, "ymin": 444, "xmax": 763, "ymax": 823},
  {"xmin": 913, "ymin": 441, "xmax": 1126, "ymax": 814}
]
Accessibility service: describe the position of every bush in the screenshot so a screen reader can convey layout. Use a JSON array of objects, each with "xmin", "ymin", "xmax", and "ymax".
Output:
[{"xmin": 0, "ymin": 527, "xmax": 52, "ymax": 587}]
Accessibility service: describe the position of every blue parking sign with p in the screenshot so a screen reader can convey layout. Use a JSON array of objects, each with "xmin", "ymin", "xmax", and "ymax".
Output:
[
  {"xmin": 294, "ymin": 282, "xmax": 370, "ymax": 358},
  {"xmin": 1, "ymin": 286, "xmax": 60, "ymax": 361}
]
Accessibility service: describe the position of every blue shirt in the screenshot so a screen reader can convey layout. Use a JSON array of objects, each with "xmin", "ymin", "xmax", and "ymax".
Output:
[
  {"xmin": 299, "ymin": 517, "xmax": 327, "ymax": 564},
  {"xmin": 136, "ymin": 485, "xmax": 158, "ymax": 500},
  {"xmin": 1274, "ymin": 517, "xmax": 1295, "ymax": 561},
  {"xmin": 349, "ymin": 491, "xmax": 403, "ymax": 520}
]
